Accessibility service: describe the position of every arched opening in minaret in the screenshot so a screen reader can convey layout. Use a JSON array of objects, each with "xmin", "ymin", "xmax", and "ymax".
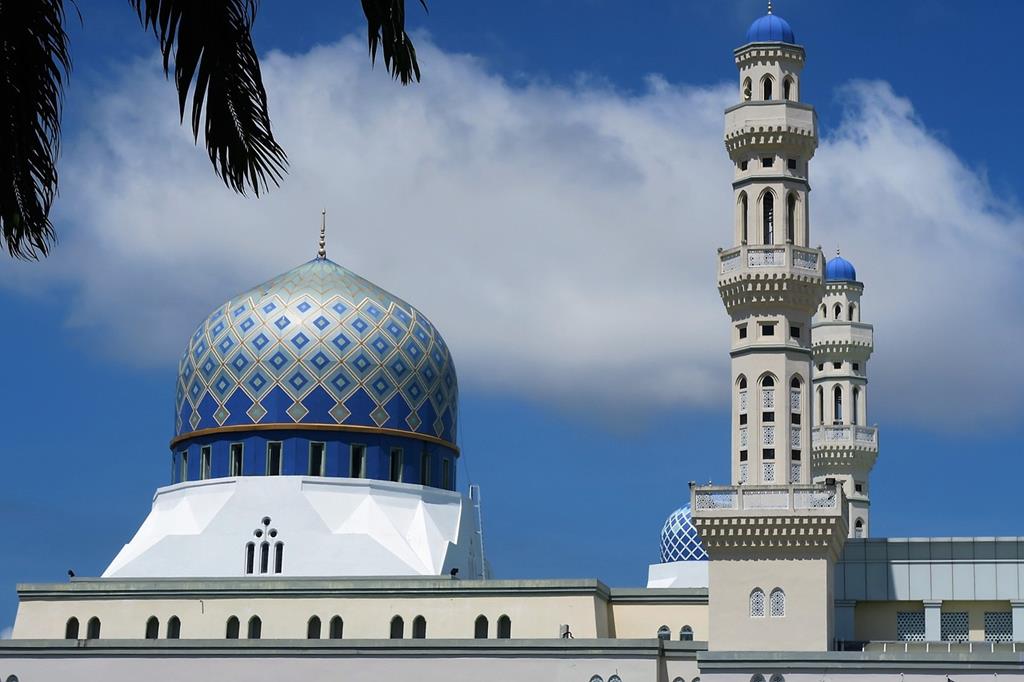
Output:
[
  {"xmin": 786, "ymin": 193, "xmax": 797, "ymax": 243},
  {"xmin": 816, "ymin": 386, "xmax": 824, "ymax": 424},
  {"xmin": 848, "ymin": 303, "xmax": 857, "ymax": 321},
  {"xmin": 761, "ymin": 75, "xmax": 774, "ymax": 101},
  {"xmin": 738, "ymin": 192, "xmax": 749, "ymax": 243},
  {"xmin": 783, "ymin": 76, "xmax": 795, "ymax": 101},
  {"xmin": 834, "ymin": 303, "xmax": 843, "ymax": 319},
  {"xmin": 833, "ymin": 386, "xmax": 843, "ymax": 424},
  {"xmin": 853, "ymin": 387, "xmax": 861, "ymax": 425},
  {"xmin": 742, "ymin": 77, "xmax": 752, "ymax": 101},
  {"xmin": 820, "ymin": 304, "xmax": 826, "ymax": 319},
  {"xmin": 854, "ymin": 518, "xmax": 864, "ymax": 538},
  {"xmin": 761, "ymin": 192, "xmax": 775, "ymax": 244}
]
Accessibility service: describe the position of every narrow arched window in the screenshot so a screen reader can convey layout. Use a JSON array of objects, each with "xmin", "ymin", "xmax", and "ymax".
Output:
[
  {"xmin": 259, "ymin": 541, "xmax": 269, "ymax": 574},
  {"xmin": 680, "ymin": 625, "xmax": 694, "ymax": 641},
  {"xmin": 474, "ymin": 615, "xmax": 489, "ymax": 639},
  {"xmin": 833, "ymin": 386, "xmax": 843, "ymax": 423},
  {"xmin": 783, "ymin": 76, "xmax": 793, "ymax": 101},
  {"xmin": 86, "ymin": 617, "xmax": 101, "ymax": 639},
  {"xmin": 247, "ymin": 616, "xmax": 262, "ymax": 639},
  {"xmin": 145, "ymin": 616, "xmax": 159, "ymax": 639},
  {"xmin": 329, "ymin": 616, "xmax": 343, "ymax": 639},
  {"xmin": 274, "ymin": 541, "xmax": 283, "ymax": 574},
  {"xmin": 226, "ymin": 616, "xmax": 240, "ymax": 639},
  {"xmin": 739, "ymin": 376, "xmax": 747, "ymax": 390},
  {"xmin": 167, "ymin": 616, "xmax": 181, "ymax": 639},
  {"xmin": 749, "ymin": 589, "xmax": 765, "ymax": 618},
  {"xmin": 762, "ymin": 76, "xmax": 773, "ymax": 101},
  {"xmin": 786, "ymin": 194, "xmax": 796, "ymax": 243},
  {"xmin": 412, "ymin": 615, "xmax": 427, "ymax": 639},
  {"xmin": 390, "ymin": 615, "xmax": 404, "ymax": 639},
  {"xmin": 743, "ymin": 77, "xmax": 752, "ymax": 101},
  {"xmin": 497, "ymin": 615, "xmax": 511, "ymax": 639},
  {"xmin": 848, "ymin": 303, "xmax": 856, "ymax": 321},
  {"xmin": 65, "ymin": 617, "xmax": 79, "ymax": 639},
  {"xmin": 739, "ymin": 192, "xmax": 749, "ymax": 243},
  {"xmin": 770, "ymin": 588, "xmax": 786, "ymax": 617},
  {"xmin": 834, "ymin": 303, "xmax": 842, "ymax": 319},
  {"xmin": 307, "ymin": 616, "xmax": 321, "ymax": 639},
  {"xmin": 816, "ymin": 386, "xmax": 824, "ymax": 424},
  {"xmin": 762, "ymin": 193, "xmax": 774, "ymax": 244},
  {"xmin": 820, "ymin": 304, "xmax": 826, "ymax": 319},
  {"xmin": 854, "ymin": 518, "xmax": 864, "ymax": 538},
  {"xmin": 244, "ymin": 542, "xmax": 255, "ymax": 575},
  {"xmin": 657, "ymin": 625, "xmax": 671, "ymax": 640},
  {"xmin": 852, "ymin": 387, "xmax": 860, "ymax": 425}
]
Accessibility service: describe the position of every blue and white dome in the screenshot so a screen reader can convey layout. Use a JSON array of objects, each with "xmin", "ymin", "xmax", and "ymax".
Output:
[
  {"xmin": 175, "ymin": 257, "xmax": 458, "ymax": 447},
  {"xmin": 825, "ymin": 254, "xmax": 857, "ymax": 282},
  {"xmin": 745, "ymin": 11, "xmax": 796, "ymax": 44},
  {"xmin": 660, "ymin": 505, "xmax": 708, "ymax": 563}
]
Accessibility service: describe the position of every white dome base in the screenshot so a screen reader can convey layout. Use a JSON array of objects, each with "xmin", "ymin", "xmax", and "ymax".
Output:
[
  {"xmin": 646, "ymin": 560, "xmax": 709, "ymax": 588},
  {"xmin": 103, "ymin": 477, "xmax": 484, "ymax": 579}
]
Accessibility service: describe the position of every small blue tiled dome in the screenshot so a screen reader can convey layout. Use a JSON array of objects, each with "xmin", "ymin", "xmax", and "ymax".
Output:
[
  {"xmin": 825, "ymin": 254, "xmax": 857, "ymax": 282},
  {"xmin": 745, "ymin": 12, "xmax": 796, "ymax": 44},
  {"xmin": 660, "ymin": 505, "xmax": 708, "ymax": 563}
]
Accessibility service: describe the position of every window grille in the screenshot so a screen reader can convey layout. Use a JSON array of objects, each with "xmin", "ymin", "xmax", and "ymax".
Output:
[
  {"xmin": 790, "ymin": 426, "xmax": 801, "ymax": 448},
  {"xmin": 984, "ymin": 612, "xmax": 1012, "ymax": 643},
  {"xmin": 941, "ymin": 612, "xmax": 969, "ymax": 642},
  {"xmin": 762, "ymin": 425, "xmax": 775, "ymax": 446},
  {"xmin": 896, "ymin": 611, "xmax": 925, "ymax": 642},
  {"xmin": 739, "ymin": 389, "xmax": 748, "ymax": 412},
  {"xmin": 749, "ymin": 589, "xmax": 765, "ymax": 618},
  {"xmin": 738, "ymin": 463, "xmax": 749, "ymax": 484},
  {"xmin": 769, "ymin": 589, "xmax": 785, "ymax": 617},
  {"xmin": 762, "ymin": 461, "xmax": 775, "ymax": 482},
  {"xmin": 789, "ymin": 462, "xmax": 801, "ymax": 483},
  {"xmin": 762, "ymin": 388, "xmax": 774, "ymax": 410},
  {"xmin": 739, "ymin": 427, "xmax": 748, "ymax": 448},
  {"xmin": 790, "ymin": 388, "xmax": 800, "ymax": 411}
]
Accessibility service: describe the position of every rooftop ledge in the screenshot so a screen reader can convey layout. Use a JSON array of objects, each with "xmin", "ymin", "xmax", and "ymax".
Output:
[{"xmin": 690, "ymin": 482, "xmax": 844, "ymax": 515}]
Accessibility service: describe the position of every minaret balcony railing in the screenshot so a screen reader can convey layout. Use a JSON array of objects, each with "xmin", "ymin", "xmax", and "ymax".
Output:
[
  {"xmin": 692, "ymin": 483, "xmax": 840, "ymax": 513},
  {"xmin": 719, "ymin": 243, "xmax": 822, "ymax": 277},
  {"xmin": 811, "ymin": 321, "xmax": 874, "ymax": 349},
  {"xmin": 811, "ymin": 424, "xmax": 877, "ymax": 448}
]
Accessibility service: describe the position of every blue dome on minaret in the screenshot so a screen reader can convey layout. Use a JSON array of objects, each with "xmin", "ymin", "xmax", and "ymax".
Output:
[
  {"xmin": 825, "ymin": 252, "xmax": 858, "ymax": 282},
  {"xmin": 745, "ymin": 5, "xmax": 796, "ymax": 44},
  {"xmin": 660, "ymin": 505, "xmax": 708, "ymax": 563}
]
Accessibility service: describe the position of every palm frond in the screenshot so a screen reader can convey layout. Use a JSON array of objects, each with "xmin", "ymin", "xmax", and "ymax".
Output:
[
  {"xmin": 0, "ymin": 0, "xmax": 72, "ymax": 259},
  {"xmin": 130, "ymin": 0, "xmax": 287, "ymax": 196},
  {"xmin": 361, "ymin": 0, "xmax": 427, "ymax": 85}
]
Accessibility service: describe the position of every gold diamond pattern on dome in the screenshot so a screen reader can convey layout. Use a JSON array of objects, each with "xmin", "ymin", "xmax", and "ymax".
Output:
[{"xmin": 175, "ymin": 259, "xmax": 458, "ymax": 446}]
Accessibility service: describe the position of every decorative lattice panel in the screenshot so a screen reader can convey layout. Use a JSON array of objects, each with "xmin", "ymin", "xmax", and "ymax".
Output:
[
  {"xmin": 790, "ymin": 426, "xmax": 801, "ymax": 448},
  {"xmin": 739, "ymin": 462, "xmax": 749, "ymax": 484},
  {"xmin": 739, "ymin": 389, "xmax": 748, "ymax": 412},
  {"xmin": 789, "ymin": 462, "xmax": 801, "ymax": 483},
  {"xmin": 897, "ymin": 612, "xmax": 925, "ymax": 642},
  {"xmin": 790, "ymin": 388, "xmax": 800, "ymax": 411},
  {"xmin": 941, "ymin": 612, "xmax": 969, "ymax": 642},
  {"xmin": 762, "ymin": 425, "xmax": 775, "ymax": 446},
  {"xmin": 749, "ymin": 590, "xmax": 765, "ymax": 618},
  {"xmin": 984, "ymin": 612, "xmax": 1012, "ymax": 643},
  {"xmin": 762, "ymin": 461, "xmax": 775, "ymax": 482},
  {"xmin": 769, "ymin": 589, "xmax": 785, "ymax": 617},
  {"xmin": 762, "ymin": 388, "xmax": 775, "ymax": 410},
  {"xmin": 739, "ymin": 427, "xmax": 748, "ymax": 448}
]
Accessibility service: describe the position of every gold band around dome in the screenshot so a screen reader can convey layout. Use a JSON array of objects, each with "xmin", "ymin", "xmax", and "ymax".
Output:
[{"xmin": 170, "ymin": 423, "xmax": 459, "ymax": 453}]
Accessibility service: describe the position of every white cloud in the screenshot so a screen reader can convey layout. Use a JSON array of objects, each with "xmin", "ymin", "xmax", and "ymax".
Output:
[{"xmin": 3, "ymin": 37, "xmax": 1021, "ymax": 427}]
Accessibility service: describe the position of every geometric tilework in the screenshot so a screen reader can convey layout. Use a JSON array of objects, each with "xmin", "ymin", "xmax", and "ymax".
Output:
[
  {"xmin": 984, "ymin": 612, "xmax": 1013, "ymax": 643},
  {"xmin": 659, "ymin": 505, "xmax": 709, "ymax": 563},
  {"xmin": 175, "ymin": 258, "xmax": 458, "ymax": 446},
  {"xmin": 940, "ymin": 612, "xmax": 969, "ymax": 643}
]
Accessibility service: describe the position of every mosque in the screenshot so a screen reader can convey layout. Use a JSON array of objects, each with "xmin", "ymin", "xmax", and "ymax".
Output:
[{"xmin": 1, "ymin": 7, "xmax": 1022, "ymax": 682}]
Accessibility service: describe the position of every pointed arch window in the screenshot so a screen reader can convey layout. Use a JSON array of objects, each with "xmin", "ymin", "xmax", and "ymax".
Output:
[
  {"xmin": 786, "ymin": 194, "xmax": 797, "ymax": 243},
  {"xmin": 743, "ymin": 77, "xmax": 752, "ymax": 101},
  {"xmin": 783, "ymin": 76, "xmax": 794, "ymax": 101},
  {"xmin": 853, "ymin": 387, "xmax": 861, "ymax": 425},
  {"xmin": 849, "ymin": 303, "xmax": 856, "ymax": 321},
  {"xmin": 854, "ymin": 518, "xmax": 864, "ymax": 538},
  {"xmin": 65, "ymin": 617, "xmax": 79, "ymax": 639},
  {"xmin": 739, "ymin": 192, "xmax": 749, "ymax": 243},
  {"xmin": 816, "ymin": 385, "xmax": 824, "ymax": 424},
  {"xmin": 247, "ymin": 616, "xmax": 262, "ymax": 639},
  {"xmin": 226, "ymin": 616, "xmax": 240, "ymax": 639},
  {"xmin": 412, "ymin": 615, "xmax": 427, "ymax": 639},
  {"xmin": 834, "ymin": 303, "xmax": 843, "ymax": 319},
  {"xmin": 833, "ymin": 386, "xmax": 843, "ymax": 424},
  {"xmin": 390, "ymin": 615, "xmax": 404, "ymax": 639},
  {"xmin": 770, "ymin": 588, "xmax": 786, "ymax": 617},
  {"xmin": 145, "ymin": 616, "xmax": 159, "ymax": 639},
  {"xmin": 497, "ymin": 615, "xmax": 511, "ymax": 639},
  {"xmin": 274, "ymin": 541, "xmax": 284, "ymax": 574},
  {"xmin": 259, "ymin": 541, "xmax": 270, "ymax": 574},
  {"xmin": 307, "ymin": 616, "xmax": 321, "ymax": 639},
  {"xmin": 329, "ymin": 616, "xmax": 344, "ymax": 639},
  {"xmin": 474, "ymin": 615, "xmax": 489, "ymax": 639},
  {"xmin": 244, "ymin": 542, "xmax": 255, "ymax": 575},
  {"xmin": 167, "ymin": 616, "xmax": 181, "ymax": 639},
  {"xmin": 762, "ymin": 76, "xmax": 773, "ymax": 101},
  {"xmin": 749, "ymin": 589, "xmax": 765, "ymax": 618},
  {"xmin": 762, "ymin": 193, "xmax": 775, "ymax": 244}
]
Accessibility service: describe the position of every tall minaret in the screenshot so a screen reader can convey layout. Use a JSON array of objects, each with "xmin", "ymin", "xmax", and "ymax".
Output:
[
  {"xmin": 718, "ymin": 2, "xmax": 824, "ymax": 488},
  {"xmin": 811, "ymin": 252, "xmax": 878, "ymax": 537},
  {"xmin": 694, "ymin": 7, "xmax": 848, "ymax": 654}
]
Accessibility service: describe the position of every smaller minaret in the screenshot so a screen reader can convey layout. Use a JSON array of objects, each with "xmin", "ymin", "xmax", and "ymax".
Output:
[{"xmin": 810, "ymin": 251, "xmax": 878, "ymax": 538}]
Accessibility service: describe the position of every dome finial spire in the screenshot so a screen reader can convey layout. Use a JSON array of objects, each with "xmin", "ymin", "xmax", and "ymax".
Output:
[
  {"xmin": 767, "ymin": 0, "xmax": 773, "ymax": 15},
  {"xmin": 318, "ymin": 209, "xmax": 327, "ymax": 259}
]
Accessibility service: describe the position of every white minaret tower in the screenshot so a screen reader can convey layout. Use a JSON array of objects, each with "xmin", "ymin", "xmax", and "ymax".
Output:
[
  {"xmin": 693, "ymin": 6, "xmax": 849, "ymax": 653},
  {"xmin": 718, "ymin": 2, "xmax": 822, "ymax": 488},
  {"xmin": 811, "ymin": 252, "xmax": 878, "ymax": 538}
]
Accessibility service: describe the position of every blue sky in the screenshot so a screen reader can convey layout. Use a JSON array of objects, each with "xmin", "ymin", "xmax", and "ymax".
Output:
[{"xmin": 1, "ymin": 1, "xmax": 1023, "ymax": 633}]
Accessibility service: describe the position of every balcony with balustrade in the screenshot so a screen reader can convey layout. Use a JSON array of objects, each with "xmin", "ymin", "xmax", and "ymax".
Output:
[
  {"xmin": 811, "ymin": 322, "xmax": 874, "ymax": 351},
  {"xmin": 811, "ymin": 425, "xmax": 877, "ymax": 451}
]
